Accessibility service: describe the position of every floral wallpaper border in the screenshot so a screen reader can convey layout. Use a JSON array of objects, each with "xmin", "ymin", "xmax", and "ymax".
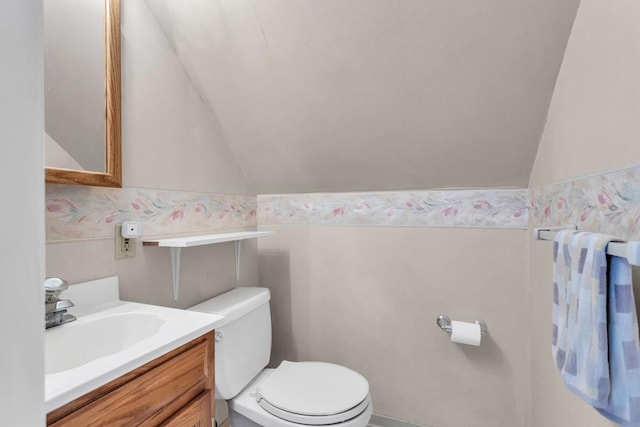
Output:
[
  {"xmin": 46, "ymin": 164, "xmax": 640, "ymax": 239},
  {"xmin": 46, "ymin": 184, "xmax": 257, "ymax": 241},
  {"xmin": 258, "ymin": 189, "xmax": 529, "ymax": 228},
  {"xmin": 529, "ymin": 165, "xmax": 640, "ymax": 240}
]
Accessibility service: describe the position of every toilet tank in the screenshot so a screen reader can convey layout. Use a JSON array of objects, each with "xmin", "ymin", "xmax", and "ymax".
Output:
[{"xmin": 188, "ymin": 287, "xmax": 272, "ymax": 399}]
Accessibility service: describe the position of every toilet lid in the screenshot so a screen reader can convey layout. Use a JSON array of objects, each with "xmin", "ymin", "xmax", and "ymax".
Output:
[{"xmin": 255, "ymin": 361, "xmax": 369, "ymax": 424}]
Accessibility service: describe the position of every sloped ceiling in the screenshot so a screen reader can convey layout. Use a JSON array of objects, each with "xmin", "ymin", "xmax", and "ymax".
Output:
[{"xmin": 144, "ymin": 0, "xmax": 580, "ymax": 194}]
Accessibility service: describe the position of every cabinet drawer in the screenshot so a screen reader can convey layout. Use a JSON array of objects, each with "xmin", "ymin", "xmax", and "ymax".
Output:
[
  {"xmin": 49, "ymin": 332, "xmax": 214, "ymax": 427},
  {"xmin": 161, "ymin": 392, "xmax": 211, "ymax": 427}
]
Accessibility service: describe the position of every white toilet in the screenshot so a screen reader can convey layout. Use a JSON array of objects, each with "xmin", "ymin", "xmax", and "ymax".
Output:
[{"xmin": 189, "ymin": 287, "xmax": 372, "ymax": 427}]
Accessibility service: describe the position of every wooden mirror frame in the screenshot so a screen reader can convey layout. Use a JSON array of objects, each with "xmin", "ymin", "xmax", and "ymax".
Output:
[{"xmin": 45, "ymin": 0, "xmax": 122, "ymax": 188}]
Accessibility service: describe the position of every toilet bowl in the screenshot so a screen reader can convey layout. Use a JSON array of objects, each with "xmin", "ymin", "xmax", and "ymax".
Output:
[{"xmin": 189, "ymin": 287, "xmax": 372, "ymax": 427}]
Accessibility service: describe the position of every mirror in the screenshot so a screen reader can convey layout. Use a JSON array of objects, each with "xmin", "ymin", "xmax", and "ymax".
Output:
[{"xmin": 44, "ymin": 0, "xmax": 121, "ymax": 187}]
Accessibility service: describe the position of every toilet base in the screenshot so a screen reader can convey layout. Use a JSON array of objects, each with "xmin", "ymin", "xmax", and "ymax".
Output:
[{"xmin": 229, "ymin": 409, "xmax": 262, "ymax": 427}]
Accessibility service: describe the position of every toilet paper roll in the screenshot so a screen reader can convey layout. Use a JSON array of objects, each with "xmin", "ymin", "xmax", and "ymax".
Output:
[{"xmin": 450, "ymin": 320, "xmax": 482, "ymax": 346}]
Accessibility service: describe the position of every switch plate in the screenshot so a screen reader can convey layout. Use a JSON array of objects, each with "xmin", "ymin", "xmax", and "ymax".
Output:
[{"xmin": 115, "ymin": 224, "xmax": 136, "ymax": 259}]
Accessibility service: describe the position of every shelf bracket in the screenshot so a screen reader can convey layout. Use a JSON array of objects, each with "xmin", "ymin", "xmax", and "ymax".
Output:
[
  {"xmin": 170, "ymin": 247, "xmax": 181, "ymax": 301},
  {"xmin": 234, "ymin": 241, "xmax": 242, "ymax": 283},
  {"xmin": 144, "ymin": 231, "xmax": 275, "ymax": 302}
]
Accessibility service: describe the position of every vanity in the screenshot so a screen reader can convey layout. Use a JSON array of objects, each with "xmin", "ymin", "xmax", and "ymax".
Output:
[
  {"xmin": 47, "ymin": 332, "xmax": 214, "ymax": 426},
  {"xmin": 44, "ymin": 277, "xmax": 224, "ymax": 426}
]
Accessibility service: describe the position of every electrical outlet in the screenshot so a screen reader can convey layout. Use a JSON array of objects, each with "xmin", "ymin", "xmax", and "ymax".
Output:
[{"xmin": 115, "ymin": 224, "xmax": 136, "ymax": 259}]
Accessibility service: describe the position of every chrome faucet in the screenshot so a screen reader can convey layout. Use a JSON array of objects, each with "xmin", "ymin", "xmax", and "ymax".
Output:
[{"xmin": 44, "ymin": 277, "xmax": 76, "ymax": 329}]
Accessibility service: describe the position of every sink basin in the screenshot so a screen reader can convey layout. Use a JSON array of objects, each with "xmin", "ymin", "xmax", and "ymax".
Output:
[{"xmin": 45, "ymin": 312, "xmax": 165, "ymax": 374}]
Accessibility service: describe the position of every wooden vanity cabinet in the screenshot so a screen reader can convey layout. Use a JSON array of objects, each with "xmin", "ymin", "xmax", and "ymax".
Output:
[{"xmin": 47, "ymin": 331, "xmax": 215, "ymax": 427}]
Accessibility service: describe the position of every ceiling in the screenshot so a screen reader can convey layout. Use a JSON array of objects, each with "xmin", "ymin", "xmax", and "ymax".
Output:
[{"xmin": 144, "ymin": 0, "xmax": 580, "ymax": 194}]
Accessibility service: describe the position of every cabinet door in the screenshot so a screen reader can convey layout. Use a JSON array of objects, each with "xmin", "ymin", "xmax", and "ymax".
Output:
[{"xmin": 161, "ymin": 393, "xmax": 212, "ymax": 427}]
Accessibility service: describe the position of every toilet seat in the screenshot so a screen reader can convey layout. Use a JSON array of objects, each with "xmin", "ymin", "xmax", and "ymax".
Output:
[{"xmin": 238, "ymin": 361, "xmax": 371, "ymax": 426}]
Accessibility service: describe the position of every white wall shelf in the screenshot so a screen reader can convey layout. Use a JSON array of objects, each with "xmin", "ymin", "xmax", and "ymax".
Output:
[{"xmin": 143, "ymin": 231, "xmax": 275, "ymax": 300}]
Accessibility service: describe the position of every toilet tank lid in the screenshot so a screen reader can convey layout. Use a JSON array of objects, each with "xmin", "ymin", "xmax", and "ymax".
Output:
[{"xmin": 188, "ymin": 287, "xmax": 270, "ymax": 325}]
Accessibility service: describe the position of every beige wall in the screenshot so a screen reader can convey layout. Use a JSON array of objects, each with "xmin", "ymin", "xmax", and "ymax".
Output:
[
  {"xmin": 121, "ymin": 1, "xmax": 250, "ymax": 195},
  {"xmin": 529, "ymin": 1, "xmax": 640, "ymax": 426},
  {"xmin": 46, "ymin": 237, "xmax": 258, "ymax": 309},
  {"xmin": 46, "ymin": 0, "xmax": 256, "ymax": 308},
  {"xmin": 0, "ymin": 0, "xmax": 45, "ymax": 424},
  {"xmin": 259, "ymin": 226, "xmax": 529, "ymax": 427},
  {"xmin": 144, "ymin": 0, "xmax": 579, "ymax": 194},
  {"xmin": 529, "ymin": 0, "xmax": 640, "ymax": 188}
]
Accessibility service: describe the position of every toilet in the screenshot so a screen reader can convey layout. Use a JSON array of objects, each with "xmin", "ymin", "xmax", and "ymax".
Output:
[{"xmin": 189, "ymin": 287, "xmax": 372, "ymax": 427}]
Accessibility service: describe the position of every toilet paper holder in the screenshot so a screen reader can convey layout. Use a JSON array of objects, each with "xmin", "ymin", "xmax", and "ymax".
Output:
[{"xmin": 436, "ymin": 315, "xmax": 488, "ymax": 336}]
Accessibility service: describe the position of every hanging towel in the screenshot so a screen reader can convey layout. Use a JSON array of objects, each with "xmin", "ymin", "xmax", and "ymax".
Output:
[
  {"xmin": 552, "ymin": 231, "xmax": 613, "ymax": 408},
  {"xmin": 596, "ymin": 256, "xmax": 640, "ymax": 426}
]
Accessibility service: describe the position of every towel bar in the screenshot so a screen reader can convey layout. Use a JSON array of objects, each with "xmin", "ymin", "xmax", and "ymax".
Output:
[{"xmin": 534, "ymin": 226, "xmax": 640, "ymax": 266}]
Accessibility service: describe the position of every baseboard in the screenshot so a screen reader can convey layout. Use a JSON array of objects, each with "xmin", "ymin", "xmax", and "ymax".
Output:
[
  {"xmin": 369, "ymin": 414, "xmax": 432, "ymax": 427},
  {"xmin": 218, "ymin": 411, "xmax": 426, "ymax": 427}
]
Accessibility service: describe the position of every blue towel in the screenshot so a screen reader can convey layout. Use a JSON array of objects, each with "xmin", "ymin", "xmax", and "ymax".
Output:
[
  {"xmin": 552, "ymin": 230, "xmax": 640, "ymax": 425},
  {"xmin": 596, "ymin": 256, "xmax": 640, "ymax": 426},
  {"xmin": 552, "ymin": 231, "xmax": 612, "ymax": 407}
]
